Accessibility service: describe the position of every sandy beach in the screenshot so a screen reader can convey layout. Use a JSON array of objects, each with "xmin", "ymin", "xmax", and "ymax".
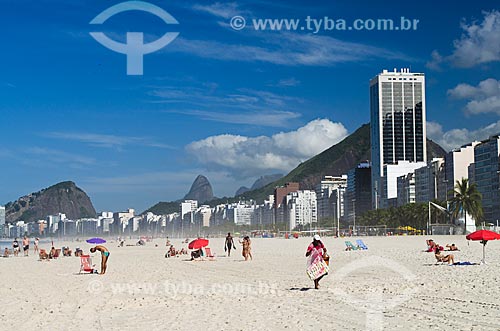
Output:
[{"xmin": 1, "ymin": 235, "xmax": 499, "ymax": 331}]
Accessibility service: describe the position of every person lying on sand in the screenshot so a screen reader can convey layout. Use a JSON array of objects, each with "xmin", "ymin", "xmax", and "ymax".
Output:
[
  {"xmin": 435, "ymin": 247, "xmax": 455, "ymax": 265},
  {"xmin": 446, "ymin": 244, "xmax": 459, "ymax": 251}
]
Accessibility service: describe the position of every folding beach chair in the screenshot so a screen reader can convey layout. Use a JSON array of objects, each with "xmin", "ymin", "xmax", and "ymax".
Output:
[
  {"xmin": 79, "ymin": 255, "xmax": 96, "ymax": 274},
  {"xmin": 204, "ymin": 247, "xmax": 216, "ymax": 260},
  {"xmin": 356, "ymin": 239, "xmax": 368, "ymax": 250},
  {"xmin": 53, "ymin": 249, "xmax": 61, "ymax": 259},
  {"xmin": 344, "ymin": 241, "xmax": 358, "ymax": 251}
]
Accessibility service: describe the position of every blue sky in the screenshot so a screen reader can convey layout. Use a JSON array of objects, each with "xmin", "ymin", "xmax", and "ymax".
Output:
[{"xmin": 1, "ymin": 0, "xmax": 499, "ymax": 212}]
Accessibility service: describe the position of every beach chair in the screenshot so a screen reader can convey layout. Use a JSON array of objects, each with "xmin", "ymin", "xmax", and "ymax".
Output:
[
  {"xmin": 204, "ymin": 247, "xmax": 215, "ymax": 260},
  {"xmin": 53, "ymin": 249, "xmax": 61, "ymax": 259},
  {"xmin": 345, "ymin": 241, "xmax": 358, "ymax": 251},
  {"xmin": 79, "ymin": 255, "xmax": 95, "ymax": 274},
  {"xmin": 356, "ymin": 239, "xmax": 368, "ymax": 250}
]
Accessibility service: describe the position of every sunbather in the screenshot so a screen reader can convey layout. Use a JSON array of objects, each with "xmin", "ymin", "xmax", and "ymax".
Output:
[
  {"xmin": 435, "ymin": 247, "xmax": 455, "ymax": 265},
  {"xmin": 446, "ymin": 244, "xmax": 459, "ymax": 251},
  {"xmin": 49, "ymin": 247, "xmax": 56, "ymax": 259}
]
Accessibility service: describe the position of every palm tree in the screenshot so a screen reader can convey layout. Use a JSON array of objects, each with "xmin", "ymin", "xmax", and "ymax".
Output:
[{"xmin": 449, "ymin": 178, "xmax": 483, "ymax": 233}]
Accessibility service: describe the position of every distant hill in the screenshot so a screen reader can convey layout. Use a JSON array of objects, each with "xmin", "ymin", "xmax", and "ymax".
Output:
[
  {"xmin": 184, "ymin": 175, "xmax": 214, "ymax": 203},
  {"xmin": 143, "ymin": 201, "xmax": 179, "ymax": 216},
  {"xmin": 5, "ymin": 181, "xmax": 96, "ymax": 223},
  {"xmin": 234, "ymin": 174, "xmax": 284, "ymax": 196}
]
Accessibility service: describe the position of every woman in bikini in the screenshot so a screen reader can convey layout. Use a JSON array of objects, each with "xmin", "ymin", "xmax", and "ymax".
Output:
[{"xmin": 90, "ymin": 245, "xmax": 110, "ymax": 275}]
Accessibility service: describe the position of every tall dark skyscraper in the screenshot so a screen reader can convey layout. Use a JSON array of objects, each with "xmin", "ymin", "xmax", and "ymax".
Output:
[{"xmin": 370, "ymin": 68, "xmax": 427, "ymax": 208}]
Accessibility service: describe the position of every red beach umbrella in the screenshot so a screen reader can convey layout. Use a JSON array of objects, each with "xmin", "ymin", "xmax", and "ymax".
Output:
[
  {"xmin": 466, "ymin": 230, "xmax": 500, "ymax": 264},
  {"xmin": 188, "ymin": 238, "xmax": 209, "ymax": 250}
]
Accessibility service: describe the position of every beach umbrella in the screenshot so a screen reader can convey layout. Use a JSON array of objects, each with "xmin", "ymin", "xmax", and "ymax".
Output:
[
  {"xmin": 466, "ymin": 230, "xmax": 500, "ymax": 264},
  {"xmin": 188, "ymin": 238, "xmax": 209, "ymax": 250},
  {"xmin": 86, "ymin": 237, "xmax": 106, "ymax": 244}
]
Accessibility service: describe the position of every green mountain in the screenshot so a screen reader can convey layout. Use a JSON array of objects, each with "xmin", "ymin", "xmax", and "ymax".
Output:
[
  {"xmin": 143, "ymin": 123, "xmax": 447, "ymax": 213},
  {"xmin": 5, "ymin": 181, "xmax": 96, "ymax": 223}
]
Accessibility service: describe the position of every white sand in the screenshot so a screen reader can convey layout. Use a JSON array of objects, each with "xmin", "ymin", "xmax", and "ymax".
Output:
[{"xmin": 1, "ymin": 235, "xmax": 499, "ymax": 330}]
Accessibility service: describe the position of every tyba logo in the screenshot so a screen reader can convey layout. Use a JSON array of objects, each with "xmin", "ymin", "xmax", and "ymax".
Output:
[{"xmin": 89, "ymin": 1, "xmax": 179, "ymax": 75}]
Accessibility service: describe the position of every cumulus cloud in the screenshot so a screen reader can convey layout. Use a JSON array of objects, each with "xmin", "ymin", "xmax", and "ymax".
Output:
[
  {"xmin": 447, "ymin": 78, "xmax": 500, "ymax": 115},
  {"xmin": 186, "ymin": 119, "xmax": 348, "ymax": 177},
  {"xmin": 427, "ymin": 121, "xmax": 500, "ymax": 152},
  {"xmin": 427, "ymin": 11, "xmax": 500, "ymax": 69}
]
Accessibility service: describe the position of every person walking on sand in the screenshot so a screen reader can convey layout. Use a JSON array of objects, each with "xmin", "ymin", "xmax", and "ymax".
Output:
[
  {"xmin": 90, "ymin": 245, "xmax": 110, "ymax": 275},
  {"xmin": 22, "ymin": 236, "xmax": 30, "ymax": 257},
  {"xmin": 225, "ymin": 232, "xmax": 236, "ymax": 257},
  {"xmin": 305, "ymin": 235, "xmax": 328, "ymax": 289},
  {"xmin": 12, "ymin": 238, "xmax": 20, "ymax": 257},
  {"xmin": 34, "ymin": 237, "xmax": 39, "ymax": 254},
  {"xmin": 239, "ymin": 236, "xmax": 252, "ymax": 261}
]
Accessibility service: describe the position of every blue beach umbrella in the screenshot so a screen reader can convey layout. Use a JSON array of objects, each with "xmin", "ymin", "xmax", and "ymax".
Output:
[{"xmin": 86, "ymin": 237, "xmax": 106, "ymax": 244}]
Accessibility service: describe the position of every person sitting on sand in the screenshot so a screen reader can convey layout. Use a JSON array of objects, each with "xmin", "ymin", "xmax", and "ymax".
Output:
[
  {"xmin": 90, "ymin": 245, "xmax": 110, "ymax": 275},
  {"xmin": 63, "ymin": 246, "xmax": 72, "ymax": 256},
  {"xmin": 74, "ymin": 247, "xmax": 83, "ymax": 257},
  {"xmin": 3, "ymin": 247, "xmax": 11, "ymax": 257},
  {"xmin": 168, "ymin": 245, "xmax": 176, "ymax": 257},
  {"xmin": 39, "ymin": 249, "xmax": 49, "ymax": 260},
  {"xmin": 446, "ymin": 244, "xmax": 459, "ymax": 251},
  {"xmin": 191, "ymin": 248, "xmax": 203, "ymax": 261},
  {"xmin": 435, "ymin": 247, "xmax": 455, "ymax": 265},
  {"xmin": 425, "ymin": 239, "xmax": 436, "ymax": 252},
  {"xmin": 49, "ymin": 247, "xmax": 56, "ymax": 259}
]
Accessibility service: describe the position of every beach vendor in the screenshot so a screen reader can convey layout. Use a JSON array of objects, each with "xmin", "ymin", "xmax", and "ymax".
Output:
[
  {"xmin": 305, "ymin": 235, "xmax": 328, "ymax": 289},
  {"xmin": 90, "ymin": 245, "xmax": 110, "ymax": 275}
]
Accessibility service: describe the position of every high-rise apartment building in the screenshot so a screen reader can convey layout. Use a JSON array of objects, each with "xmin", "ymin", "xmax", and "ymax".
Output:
[{"xmin": 371, "ymin": 68, "xmax": 427, "ymax": 208}]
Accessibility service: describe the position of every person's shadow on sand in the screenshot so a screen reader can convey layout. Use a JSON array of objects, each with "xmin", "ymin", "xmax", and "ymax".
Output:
[{"xmin": 289, "ymin": 287, "xmax": 313, "ymax": 291}]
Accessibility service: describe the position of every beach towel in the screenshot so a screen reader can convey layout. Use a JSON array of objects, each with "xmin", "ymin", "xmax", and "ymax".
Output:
[
  {"xmin": 306, "ymin": 249, "xmax": 329, "ymax": 280},
  {"xmin": 453, "ymin": 261, "xmax": 479, "ymax": 266}
]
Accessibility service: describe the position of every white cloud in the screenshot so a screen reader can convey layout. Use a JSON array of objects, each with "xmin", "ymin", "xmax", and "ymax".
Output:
[
  {"xmin": 186, "ymin": 119, "xmax": 348, "ymax": 177},
  {"xmin": 427, "ymin": 11, "xmax": 500, "ymax": 69},
  {"xmin": 44, "ymin": 132, "xmax": 173, "ymax": 149},
  {"xmin": 26, "ymin": 147, "xmax": 97, "ymax": 167},
  {"xmin": 169, "ymin": 33, "xmax": 411, "ymax": 66},
  {"xmin": 192, "ymin": 2, "xmax": 240, "ymax": 19},
  {"xmin": 426, "ymin": 121, "xmax": 500, "ymax": 152},
  {"xmin": 276, "ymin": 78, "xmax": 301, "ymax": 87},
  {"xmin": 168, "ymin": 109, "xmax": 301, "ymax": 127},
  {"xmin": 447, "ymin": 78, "xmax": 500, "ymax": 115}
]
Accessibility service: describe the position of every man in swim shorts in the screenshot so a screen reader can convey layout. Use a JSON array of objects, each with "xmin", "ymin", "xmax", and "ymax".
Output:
[{"xmin": 90, "ymin": 245, "xmax": 110, "ymax": 275}]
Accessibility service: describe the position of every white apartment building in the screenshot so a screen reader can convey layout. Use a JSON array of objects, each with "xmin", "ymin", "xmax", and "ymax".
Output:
[
  {"xmin": 382, "ymin": 161, "xmax": 427, "ymax": 207},
  {"xmin": 315, "ymin": 175, "xmax": 347, "ymax": 222},
  {"xmin": 286, "ymin": 190, "xmax": 317, "ymax": 231}
]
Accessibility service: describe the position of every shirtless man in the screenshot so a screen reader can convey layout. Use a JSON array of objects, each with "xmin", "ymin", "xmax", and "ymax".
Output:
[
  {"xmin": 90, "ymin": 245, "xmax": 110, "ymax": 275},
  {"xmin": 22, "ymin": 236, "xmax": 30, "ymax": 256}
]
